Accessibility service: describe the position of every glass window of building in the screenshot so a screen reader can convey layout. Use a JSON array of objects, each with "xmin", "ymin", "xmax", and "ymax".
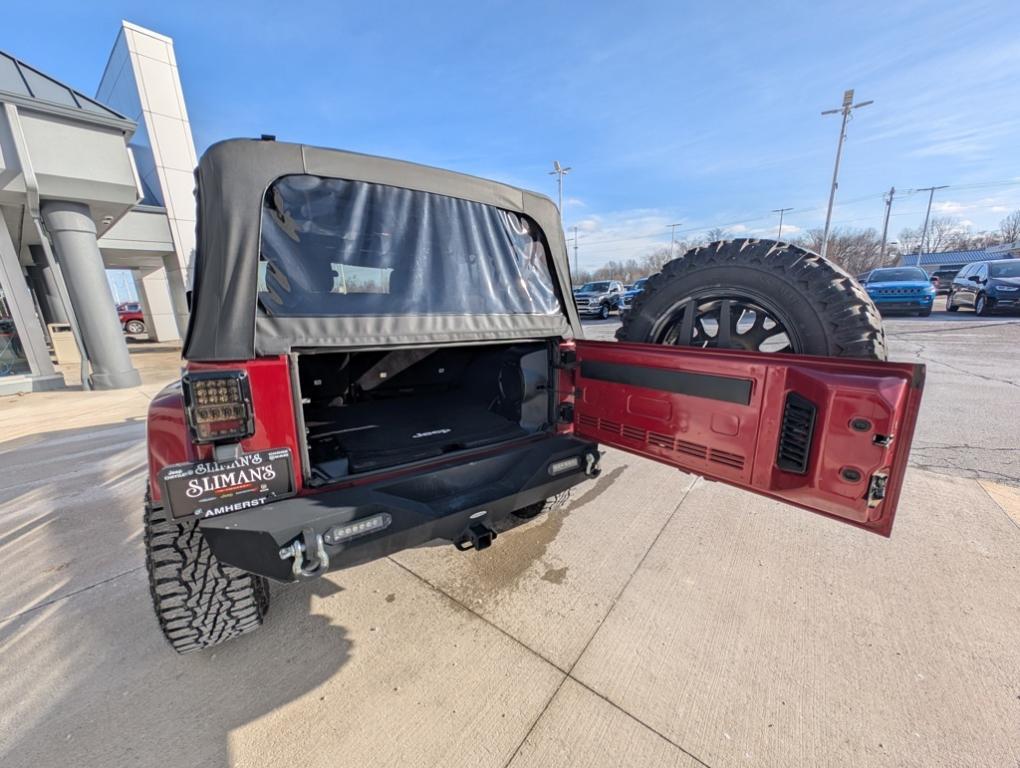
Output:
[{"xmin": 0, "ymin": 282, "xmax": 32, "ymax": 378}]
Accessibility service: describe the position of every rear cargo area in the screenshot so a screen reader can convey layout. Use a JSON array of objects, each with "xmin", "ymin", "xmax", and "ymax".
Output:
[{"xmin": 297, "ymin": 342, "xmax": 554, "ymax": 483}]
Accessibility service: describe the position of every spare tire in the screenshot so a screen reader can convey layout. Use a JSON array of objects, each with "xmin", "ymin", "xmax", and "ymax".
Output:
[{"xmin": 616, "ymin": 239, "xmax": 886, "ymax": 360}]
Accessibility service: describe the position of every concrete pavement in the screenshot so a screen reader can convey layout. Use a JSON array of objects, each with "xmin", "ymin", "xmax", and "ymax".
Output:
[{"xmin": 2, "ymin": 313, "xmax": 1019, "ymax": 767}]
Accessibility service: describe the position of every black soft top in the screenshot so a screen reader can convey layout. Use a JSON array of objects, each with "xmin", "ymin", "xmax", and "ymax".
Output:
[{"xmin": 183, "ymin": 139, "xmax": 581, "ymax": 361}]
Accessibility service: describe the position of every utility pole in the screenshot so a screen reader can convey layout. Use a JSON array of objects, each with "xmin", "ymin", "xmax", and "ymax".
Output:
[
  {"xmin": 879, "ymin": 187, "xmax": 895, "ymax": 262},
  {"xmin": 914, "ymin": 185, "xmax": 949, "ymax": 259},
  {"xmin": 820, "ymin": 89, "xmax": 873, "ymax": 258},
  {"xmin": 549, "ymin": 160, "xmax": 572, "ymax": 213},
  {"xmin": 667, "ymin": 222, "xmax": 682, "ymax": 260},
  {"xmin": 771, "ymin": 207, "xmax": 793, "ymax": 240},
  {"xmin": 572, "ymin": 226, "xmax": 579, "ymax": 278}
]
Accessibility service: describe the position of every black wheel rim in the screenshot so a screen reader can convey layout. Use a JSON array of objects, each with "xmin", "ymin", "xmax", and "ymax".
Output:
[{"xmin": 648, "ymin": 289, "xmax": 805, "ymax": 353}]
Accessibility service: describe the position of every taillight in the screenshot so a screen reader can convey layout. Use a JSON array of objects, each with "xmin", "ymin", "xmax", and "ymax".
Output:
[{"xmin": 182, "ymin": 370, "xmax": 255, "ymax": 443}]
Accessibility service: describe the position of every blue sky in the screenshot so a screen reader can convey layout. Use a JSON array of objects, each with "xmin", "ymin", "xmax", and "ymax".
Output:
[{"xmin": 6, "ymin": 0, "xmax": 1020, "ymax": 272}]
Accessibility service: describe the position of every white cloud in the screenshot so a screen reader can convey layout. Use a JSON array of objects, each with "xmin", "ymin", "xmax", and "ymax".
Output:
[
  {"xmin": 564, "ymin": 208, "xmax": 677, "ymax": 269},
  {"xmin": 933, "ymin": 200, "xmax": 969, "ymax": 215},
  {"xmin": 564, "ymin": 197, "xmax": 586, "ymax": 208}
]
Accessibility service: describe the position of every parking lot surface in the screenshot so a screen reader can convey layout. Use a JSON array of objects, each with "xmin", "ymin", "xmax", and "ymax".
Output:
[{"xmin": 1, "ymin": 308, "xmax": 1018, "ymax": 767}]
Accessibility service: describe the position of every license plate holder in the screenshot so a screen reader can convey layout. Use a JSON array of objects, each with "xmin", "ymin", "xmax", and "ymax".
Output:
[{"xmin": 160, "ymin": 448, "xmax": 295, "ymax": 520}]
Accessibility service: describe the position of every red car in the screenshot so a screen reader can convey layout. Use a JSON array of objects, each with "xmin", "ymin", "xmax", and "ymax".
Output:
[
  {"xmin": 116, "ymin": 302, "xmax": 146, "ymax": 334},
  {"xmin": 143, "ymin": 139, "xmax": 924, "ymax": 653}
]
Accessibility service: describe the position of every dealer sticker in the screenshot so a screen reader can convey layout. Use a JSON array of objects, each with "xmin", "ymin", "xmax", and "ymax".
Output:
[{"xmin": 160, "ymin": 448, "xmax": 295, "ymax": 520}]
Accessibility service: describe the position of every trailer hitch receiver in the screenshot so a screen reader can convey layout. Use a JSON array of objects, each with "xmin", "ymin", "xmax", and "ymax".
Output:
[{"xmin": 455, "ymin": 522, "xmax": 497, "ymax": 552}]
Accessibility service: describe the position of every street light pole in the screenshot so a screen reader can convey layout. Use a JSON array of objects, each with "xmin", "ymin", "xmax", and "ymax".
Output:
[
  {"xmin": 879, "ymin": 187, "xmax": 895, "ymax": 262},
  {"xmin": 572, "ymin": 225, "xmax": 579, "ymax": 277},
  {"xmin": 820, "ymin": 89, "xmax": 873, "ymax": 259},
  {"xmin": 548, "ymin": 161, "xmax": 572, "ymax": 213},
  {"xmin": 771, "ymin": 207, "xmax": 793, "ymax": 240}
]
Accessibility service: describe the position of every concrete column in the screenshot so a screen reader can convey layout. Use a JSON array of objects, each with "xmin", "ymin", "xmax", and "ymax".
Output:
[
  {"xmin": 41, "ymin": 200, "xmax": 141, "ymax": 390},
  {"xmin": 27, "ymin": 245, "xmax": 69, "ymax": 324},
  {"xmin": 132, "ymin": 266, "xmax": 180, "ymax": 342},
  {"xmin": 163, "ymin": 254, "xmax": 190, "ymax": 337}
]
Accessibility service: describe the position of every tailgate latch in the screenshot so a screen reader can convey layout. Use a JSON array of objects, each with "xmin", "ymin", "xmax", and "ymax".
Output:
[
  {"xmin": 866, "ymin": 472, "xmax": 889, "ymax": 509},
  {"xmin": 279, "ymin": 527, "xmax": 330, "ymax": 579}
]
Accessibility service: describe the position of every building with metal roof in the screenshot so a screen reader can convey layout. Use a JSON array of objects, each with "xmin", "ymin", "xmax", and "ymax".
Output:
[
  {"xmin": 0, "ymin": 22, "xmax": 197, "ymax": 394},
  {"xmin": 896, "ymin": 245, "xmax": 1018, "ymax": 273},
  {"xmin": 0, "ymin": 51, "xmax": 129, "ymax": 124}
]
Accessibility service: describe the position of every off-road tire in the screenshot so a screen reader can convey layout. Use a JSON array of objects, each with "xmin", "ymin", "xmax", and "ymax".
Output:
[
  {"xmin": 616, "ymin": 239, "xmax": 887, "ymax": 360},
  {"xmin": 145, "ymin": 497, "xmax": 270, "ymax": 653},
  {"xmin": 946, "ymin": 292, "xmax": 959, "ymax": 312},
  {"xmin": 512, "ymin": 490, "xmax": 571, "ymax": 520}
]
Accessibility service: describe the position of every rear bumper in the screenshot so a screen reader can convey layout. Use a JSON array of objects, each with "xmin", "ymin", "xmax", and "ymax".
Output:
[{"xmin": 199, "ymin": 435, "xmax": 599, "ymax": 581}]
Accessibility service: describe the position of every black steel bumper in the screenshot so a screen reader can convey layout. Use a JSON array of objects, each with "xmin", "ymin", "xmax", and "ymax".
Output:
[{"xmin": 199, "ymin": 435, "xmax": 599, "ymax": 581}]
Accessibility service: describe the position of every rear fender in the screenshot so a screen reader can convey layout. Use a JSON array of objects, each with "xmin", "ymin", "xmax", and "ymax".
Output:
[
  {"xmin": 146, "ymin": 380, "xmax": 197, "ymax": 503},
  {"xmin": 146, "ymin": 356, "xmax": 304, "ymax": 504}
]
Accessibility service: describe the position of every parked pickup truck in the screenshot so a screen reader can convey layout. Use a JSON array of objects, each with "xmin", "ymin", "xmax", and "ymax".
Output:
[{"xmin": 573, "ymin": 280, "xmax": 624, "ymax": 319}]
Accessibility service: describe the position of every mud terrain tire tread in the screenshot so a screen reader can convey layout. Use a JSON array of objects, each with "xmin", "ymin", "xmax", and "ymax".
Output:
[
  {"xmin": 145, "ymin": 497, "xmax": 269, "ymax": 653},
  {"xmin": 616, "ymin": 239, "xmax": 887, "ymax": 360}
]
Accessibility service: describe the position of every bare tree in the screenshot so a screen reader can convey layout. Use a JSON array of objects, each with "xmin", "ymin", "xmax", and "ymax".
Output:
[
  {"xmin": 924, "ymin": 216, "xmax": 967, "ymax": 253},
  {"xmin": 797, "ymin": 227, "xmax": 888, "ymax": 275},
  {"xmin": 1000, "ymin": 210, "xmax": 1020, "ymax": 243},
  {"xmin": 642, "ymin": 247, "xmax": 673, "ymax": 274},
  {"xmin": 897, "ymin": 226, "xmax": 923, "ymax": 254},
  {"xmin": 705, "ymin": 227, "xmax": 729, "ymax": 243}
]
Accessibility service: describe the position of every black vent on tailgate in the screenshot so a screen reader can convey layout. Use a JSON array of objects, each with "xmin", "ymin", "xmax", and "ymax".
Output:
[{"xmin": 776, "ymin": 392, "xmax": 816, "ymax": 474}]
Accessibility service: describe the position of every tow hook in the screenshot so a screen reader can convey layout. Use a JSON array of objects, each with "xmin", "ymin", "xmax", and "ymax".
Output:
[
  {"xmin": 454, "ymin": 522, "xmax": 497, "ymax": 552},
  {"xmin": 279, "ymin": 527, "xmax": 330, "ymax": 579}
]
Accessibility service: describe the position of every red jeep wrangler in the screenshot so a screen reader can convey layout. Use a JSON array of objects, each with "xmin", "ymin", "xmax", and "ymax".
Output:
[{"xmin": 145, "ymin": 139, "xmax": 924, "ymax": 653}]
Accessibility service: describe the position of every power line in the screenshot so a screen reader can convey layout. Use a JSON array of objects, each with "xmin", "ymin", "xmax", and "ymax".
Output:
[
  {"xmin": 667, "ymin": 222, "xmax": 682, "ymax": 260},
  {"xmin": 879, "ymin": 187, "xmax": 895, "ymax": 261},
  {"xmin": 912, "ymin": 185, "xmax": 950, "ymax": 253},
  {"xmin": 819, "ymin": 88, "xmax": 873, "ymax": 258},
  {"xmin": 570, "ymin": 201, "xmax": 1018, "ymax": 264},
  {"xmin": 772, "ymin": 207, "xmax": 793, "ymax": 240},
  {"xmin": 565, "ymin": 180, "xmax": 1020, "ymax": 255}
]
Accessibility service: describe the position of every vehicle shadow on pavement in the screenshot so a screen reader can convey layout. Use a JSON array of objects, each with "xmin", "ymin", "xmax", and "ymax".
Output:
[
  {"xmin": 1, "ymin": 575, "xmax": 352, "ymax": 768},
  {"xmin": 0, "ymin": 418, "xmax": 354, "ymax": 768}
]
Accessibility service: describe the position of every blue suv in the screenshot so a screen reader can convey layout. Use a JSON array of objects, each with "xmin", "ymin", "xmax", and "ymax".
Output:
[{"xmin": 862, "ymin": 267, "xmax": 936, "ymax": 317}]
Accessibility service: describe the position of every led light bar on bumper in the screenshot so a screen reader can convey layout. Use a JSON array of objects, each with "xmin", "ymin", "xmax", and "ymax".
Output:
[{"xmin": 182, "ymin": 371, "xmax": 255, "ymax": 443}]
